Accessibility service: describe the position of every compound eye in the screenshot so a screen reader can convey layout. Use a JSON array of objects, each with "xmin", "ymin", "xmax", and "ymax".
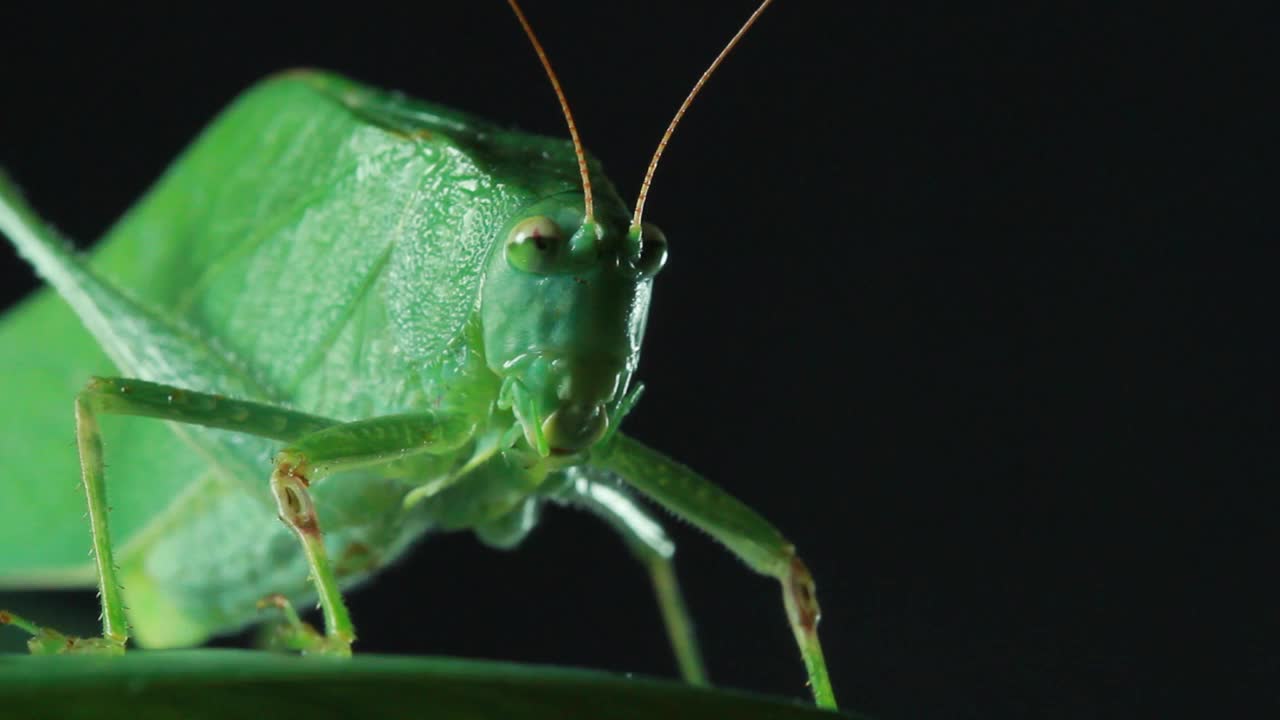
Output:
[
  {"xmin": 629, "ymin": 223, "xmax": 668, "ymax": 279},
  {"xmin": 506, "ymin": 216, "xmax": 565, "ymax": 274}
]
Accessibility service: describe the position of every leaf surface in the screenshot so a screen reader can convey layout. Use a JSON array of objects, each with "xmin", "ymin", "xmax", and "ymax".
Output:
[{"xmin": 0, "ymin": 650, "xmax": 858, "ymax": 720}]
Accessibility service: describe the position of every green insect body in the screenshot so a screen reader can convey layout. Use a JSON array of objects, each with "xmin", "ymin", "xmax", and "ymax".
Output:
[
  {"xmin": 0, "ymin": 16, "xmax": 836, "ymax": 711},
  {"xmin": 3, "ymin": 69, "xmax": 658, "ymax": 633}
]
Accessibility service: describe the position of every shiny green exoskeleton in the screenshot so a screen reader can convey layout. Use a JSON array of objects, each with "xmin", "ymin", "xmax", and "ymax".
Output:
[{"xmin": 0, "ymin": 1, "xmax": 836, "ymax": 710}]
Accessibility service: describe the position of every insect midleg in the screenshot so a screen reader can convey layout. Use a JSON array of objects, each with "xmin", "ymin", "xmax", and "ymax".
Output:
[
  {"xmin": 554, "ymin": 470, "xmax": 707, "ymax": 685},
  {"xmin": 592, "ymin": 434, "xmax": 838, "ymax": 709}
]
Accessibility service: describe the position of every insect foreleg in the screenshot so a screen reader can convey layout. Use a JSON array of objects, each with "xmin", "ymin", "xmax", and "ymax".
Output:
[
  {"xmin": 0, "ymin": 376, "xmax": 477, "ymax": 656},
  {"xmin": 264, "ymin": 410, "xmax": 476, "ymax": 654},
  {"xmin": 551, "ymin": 469, "xmax": 707, "ymax": 685},
  {"xmin": 0, "ymin": 376, "xmax": 312, "ymax": 652},
  {"xmin": 592, "ymin": 435, "xmax": 838, "ymax": 709},
  {"xmin": 0, "ymin": 376, "xmax": 348, "ymax": 653},
  {"xmin": 254, "ymin": 593, "xmax": 328, "ymax": 653}
]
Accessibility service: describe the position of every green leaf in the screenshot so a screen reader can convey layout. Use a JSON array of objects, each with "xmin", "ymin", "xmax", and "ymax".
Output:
[{"xmin": 0, "ymin": 650, "xmax": 857, "ymax": 719}]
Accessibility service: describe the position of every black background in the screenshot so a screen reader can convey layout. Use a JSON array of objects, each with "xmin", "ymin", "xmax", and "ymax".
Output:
[{"xmin": 1, "ymin": 2, "xmax": 1274, "ymax": 718}]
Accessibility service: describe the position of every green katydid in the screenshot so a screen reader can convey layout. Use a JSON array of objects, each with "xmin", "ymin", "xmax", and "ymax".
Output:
[{"xmin": 0, "ymin": 0, "xmax": 837, "ymax": 709}]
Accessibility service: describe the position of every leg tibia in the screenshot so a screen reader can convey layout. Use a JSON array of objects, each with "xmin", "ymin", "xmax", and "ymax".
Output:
[
  {"xmin": 268, "ymin": 464, "xmax": 354, "ymax": 653},
  {"xmin": 781, "ymin": 555, "xmax": 834, "ymax": 707},
  {"xmin": 75, "ymin": 393, "xmax": 129, "ymax": 647},
  {"xmin": 646, "ymin": 554, "xmax": 707, "ymax": 685},
  {"xmin": 559, "ymin": 472, "xmax": 708, "ymax": 685}
]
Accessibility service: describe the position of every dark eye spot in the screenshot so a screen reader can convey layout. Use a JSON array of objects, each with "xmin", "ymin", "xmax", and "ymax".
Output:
[{"xmin": 630, "ymin": 223, "xmax": 668, "ymax": 278}]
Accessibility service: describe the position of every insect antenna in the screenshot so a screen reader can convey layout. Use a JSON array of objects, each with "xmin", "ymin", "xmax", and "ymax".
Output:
[
  {"xmin": 631, "ymin": 0, "xmax": 775, "ymax": 231},
  {"xmin": 505, "ymin": 0, "xmax": 595, "ymax": 221}
]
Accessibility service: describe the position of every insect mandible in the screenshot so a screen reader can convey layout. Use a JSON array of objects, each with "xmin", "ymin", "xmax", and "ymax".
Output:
[{"xmin": 0, "ymin": 0, "xmax": 837, "ymax": 709}]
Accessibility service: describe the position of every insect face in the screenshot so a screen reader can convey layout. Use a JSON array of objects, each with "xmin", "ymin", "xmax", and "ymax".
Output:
[{"xmin": 481, "ymin": 193, "xmax": 666, "ymax": 457}]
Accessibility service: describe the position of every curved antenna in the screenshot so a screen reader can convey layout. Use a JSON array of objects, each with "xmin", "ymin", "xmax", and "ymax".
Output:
[
  {"xmin": 631, "ymin": 0, "xmax": 774, "ymax": 230},
  {"xmin": 506, "ymin": 0, "xmax": 594, "ymax": 221}
]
